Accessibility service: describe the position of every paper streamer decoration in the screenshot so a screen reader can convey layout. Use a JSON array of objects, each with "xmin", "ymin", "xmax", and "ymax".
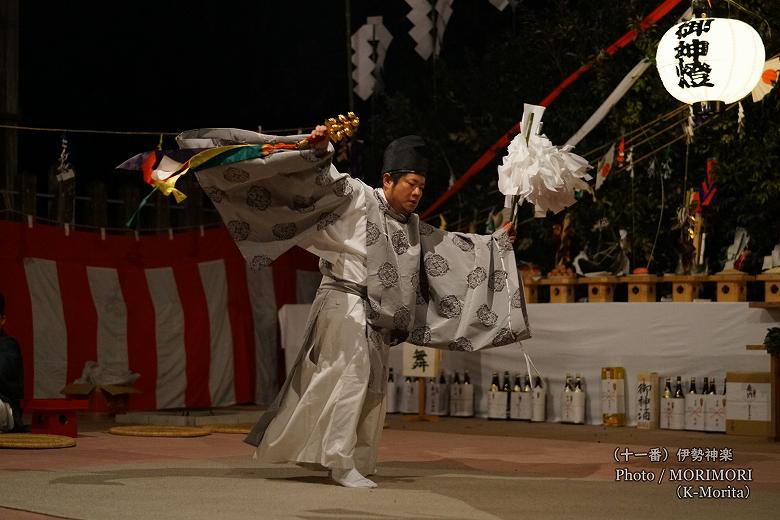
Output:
[
  {"xmin": 497, "ymin": 104, "xmax": 591, "ymax": 217},
  {"xmin": 351, "ymin": 16, "xmax": 393, "ymax": 101},
  {"xmin": 406, "ymin": 0, "xmax": 453, "ymax": 60}
]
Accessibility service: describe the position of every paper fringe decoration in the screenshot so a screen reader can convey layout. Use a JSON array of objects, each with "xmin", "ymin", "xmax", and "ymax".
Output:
[{"xmin": 498, "ymin": 104, "xmax": 591, "ymax": 217}]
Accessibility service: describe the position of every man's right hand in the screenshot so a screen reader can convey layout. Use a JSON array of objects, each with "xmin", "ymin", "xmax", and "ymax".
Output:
[{"xmin": 308, "ymin": 125, "xmax": 329, "ymax": 151}]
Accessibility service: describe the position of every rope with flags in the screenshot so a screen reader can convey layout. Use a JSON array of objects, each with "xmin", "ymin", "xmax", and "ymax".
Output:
[{"xmin": 420, "ymin": 0, "xmax": 686, "ymax": 219}]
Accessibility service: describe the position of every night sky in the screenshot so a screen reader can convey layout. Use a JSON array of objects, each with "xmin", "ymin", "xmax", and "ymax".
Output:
[{"xmin": 17, "ymin": 1, "xmax": 513, "ymax": 185}]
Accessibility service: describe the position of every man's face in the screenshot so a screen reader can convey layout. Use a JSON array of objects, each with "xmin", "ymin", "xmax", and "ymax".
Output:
[{"xmin": 382, "ymin": 172, "xmax": 426, "ymax": 216}]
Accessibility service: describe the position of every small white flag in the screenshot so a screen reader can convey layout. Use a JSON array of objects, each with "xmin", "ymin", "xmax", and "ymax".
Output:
[{"xmin": 595, "ymin": 143, "xmax": 615, "ymax": 191}]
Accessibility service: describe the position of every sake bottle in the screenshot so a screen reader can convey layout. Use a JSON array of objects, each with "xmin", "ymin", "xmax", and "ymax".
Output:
[
  {"xmin": 450, "ymin": 371, "xmax": 461, "ymax": 417},
  {"xmin": 502, "ymin": 371, "xmax": 511, "ymax": 392},
  {"xmin": 518, "ymin": 373, "xmax": 533, "ymax": 421},
  {"xmin": 490, "ymin": 372, "xmax": 500, "ymax": 392},
  {"xmin": 501, "ymin": 371, "xmax": 512, "ymax": 419},
  {"xmin": 488, "ymin": 372, "xmax": 502, "ymax": 420},
  {"xmin": 568, "ymin": 372, "xmax": 586, "ymax": 424},
  {"xmin": 564, "ymin": 373, "xmax": 574, "ymax": 392},
  {"xmin": 674, "ymin": 376, "xmax": 683, "ymax": 398},
  {"xmin": 531, "ymin": 375, "xmax": 546, "ymax": 422},
  {"xmin": 435, "ymin": 370, "xmax": 448, "ymax": 416},
  {"xmin": 386, "ymin": 367, "xmax": 398, "ymax": 414},
  {"xmin": 462, "ymin": 370, "xmax": 474, "ymax": 417},
  {"xmin": 663, "ymin": 377, "xmax": 673, "ymax": 398}
]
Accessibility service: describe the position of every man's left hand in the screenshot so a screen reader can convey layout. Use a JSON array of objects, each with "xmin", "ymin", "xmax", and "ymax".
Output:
[{"xmin": 503, "ymin": 222, "xmax": 517, "ymax": 244}]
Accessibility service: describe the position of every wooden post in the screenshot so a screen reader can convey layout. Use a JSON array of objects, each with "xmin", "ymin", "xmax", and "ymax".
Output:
[
  {"xmin": 47, "ymin": 167, "xmax": 57, "ymax": 221},
  {"xmin": 59, "ymin": 179, "xmax": 76, "ymax": 225},
  {"xmin": 746, "ymin": 307, "xmax": 779, "ymax": 441},
  {"xmin": 773, "ymin": 354, "xmax": 779, "ymax": 442},
  {"xmin": 155, "ymin": 191, "xmax": 170, "ymax": 231},
  {"xmin": 0, "ymin": 0, "xmax": 19, "ymax": 212},
  {"xmin": 88, "ymin": 181, "xmax": 108, "ymax": 229},
  {"xmin": 120, "ymin": 181, "xmax": 140, "ymax": 228},
  {"xmin": 20, "ymin": 171, "xmax": 36, "ymax": 217},
  {"xmin": 181, "ymin": 175, "xmax": 203, "ymax": 227},
  {"xmin": 404, "ymin": 378, "xmax": 439, "ymax": 423}
]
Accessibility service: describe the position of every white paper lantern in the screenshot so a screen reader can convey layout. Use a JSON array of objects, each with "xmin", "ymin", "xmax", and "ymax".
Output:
[{"xmin": 656, "ymin": 17, "xmax": 765, "ymax": 104}]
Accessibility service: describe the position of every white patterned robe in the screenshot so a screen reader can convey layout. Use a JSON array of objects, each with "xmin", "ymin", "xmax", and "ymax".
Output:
[{"xmin": 176, "ymin": 128, "xmax": 531, "ymax": 472}]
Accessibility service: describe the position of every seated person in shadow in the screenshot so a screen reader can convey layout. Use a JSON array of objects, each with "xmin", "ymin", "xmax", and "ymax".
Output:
[{"xmin": 0, "ymin": 292, "xmax": 27, "ymax": 433}]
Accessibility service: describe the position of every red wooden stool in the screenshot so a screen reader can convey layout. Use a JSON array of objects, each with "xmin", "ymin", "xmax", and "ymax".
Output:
[{"xmin": 22, "ymin": 399, "xmax": 89, "ymax": 438}]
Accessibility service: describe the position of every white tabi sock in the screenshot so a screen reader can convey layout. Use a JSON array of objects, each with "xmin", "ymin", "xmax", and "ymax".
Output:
[{"xmin": 330, "ymin": 468, "xmax": 377, "ymax": 488}]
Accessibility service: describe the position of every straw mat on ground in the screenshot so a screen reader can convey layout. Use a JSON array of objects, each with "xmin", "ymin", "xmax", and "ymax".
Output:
[
  {"xmin": 108, "ymin": 425, "xmax": 211, "ymax": 437},
  {"xmin": 0, "ymin": 433, "xmax": 76, "ymax": 449},
  {"xmin": 201, "ymin": 423, "xmax": 252, "ymax": 434}
]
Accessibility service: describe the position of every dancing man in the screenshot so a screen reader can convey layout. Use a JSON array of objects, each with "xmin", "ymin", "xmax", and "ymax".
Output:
[{"xmin": 123, "ymin": 123, "xmax": 530, "ymax": 487}]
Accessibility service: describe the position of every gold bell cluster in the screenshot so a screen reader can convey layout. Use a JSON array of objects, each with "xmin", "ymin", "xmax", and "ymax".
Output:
[{"xmin": 325, "ymin": 112, "xmax": 360, "ymax": 142}]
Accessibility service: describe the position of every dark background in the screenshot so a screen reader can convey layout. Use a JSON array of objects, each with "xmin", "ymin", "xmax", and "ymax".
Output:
[
  {"xmin": 12, "ymin": 0, "xmax": 780, "ymax": 276},
  {"xmin": 17, "ymin": 0, "xmax": 512, "ymax": 183}
]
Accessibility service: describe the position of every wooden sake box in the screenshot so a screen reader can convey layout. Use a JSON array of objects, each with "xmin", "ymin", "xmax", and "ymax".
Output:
[
  {"xmin": 539, "ymin": 276, "xmax": 577, "ymax": 303},
  {"xmin": 625, "ymin": 274, "xmax": 658, "ymax": 303},
  {"xmin": 521, "ymin": 274, "xmax": 540, "ymax": 304},
  {"xmin": 580, "ymin": 276, "xmax": 619, "ymax": 303},
  {"xmin": 662, "ymin": 274, "xmax": 708, "ymax": 302},
  {"xmin": 709, "ymin": 270, "xmax": 754, "ymax": 302},
  {"xmin": 756, "ymin": 273, "xmax": 780, "ymax": 303},
  {"xmin": 726, "ymin": 371, "xmax": 773, "ymax": 437}
]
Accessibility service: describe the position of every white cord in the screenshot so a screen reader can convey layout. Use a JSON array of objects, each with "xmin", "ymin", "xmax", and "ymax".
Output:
[{"xmin": 497, "ymin": 233, "xmax": 544, "ymax": 389}]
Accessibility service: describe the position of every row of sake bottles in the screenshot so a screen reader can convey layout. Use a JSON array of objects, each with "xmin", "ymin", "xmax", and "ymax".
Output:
[
  {"xmin": 384, "ymin": 368, "xmax": 549, "ymax": 421},
  {"xmin": 662, "ymin": 375, "xmax": 726, "ymax": 398},
  {"xmin": 485, "ymin": 371, "xmax": 553, "ymax": 422},
  {"xmin": 385, "ymin": 368, "xmax": 478, "ymax": 416},
  {"xmin": 657, "ymin": 375, "xmax": 729, "ymax": 432},
  {"xmin": 603, "ymin": 369, "xmax": 729, "ymax": 430}
]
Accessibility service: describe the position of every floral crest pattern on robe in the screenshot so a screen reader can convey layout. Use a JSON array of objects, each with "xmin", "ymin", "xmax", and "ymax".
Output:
[{"xmin": 174, "ymin": 128, "xmax": 530, "ymax": 353}]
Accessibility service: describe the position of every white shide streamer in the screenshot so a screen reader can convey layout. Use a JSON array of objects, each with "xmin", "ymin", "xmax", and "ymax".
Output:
[{"xmin": 498, "ymin": 104, "xmax": 591, "ymax": 217}]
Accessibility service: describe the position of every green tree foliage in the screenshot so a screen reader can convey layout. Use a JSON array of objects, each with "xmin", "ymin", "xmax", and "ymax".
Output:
[{"xmin": 367, "ymin": 0, "xmax": 780, "ymax": 275}]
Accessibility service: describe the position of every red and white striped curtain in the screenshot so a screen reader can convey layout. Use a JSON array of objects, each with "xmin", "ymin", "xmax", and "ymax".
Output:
[{"xmin": 0, "ymin": 220, "xmax": 320, "ymax": 410}]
